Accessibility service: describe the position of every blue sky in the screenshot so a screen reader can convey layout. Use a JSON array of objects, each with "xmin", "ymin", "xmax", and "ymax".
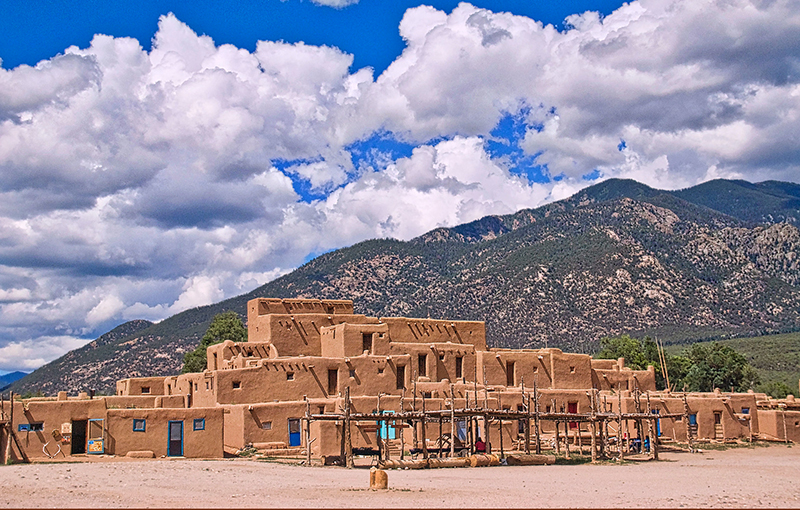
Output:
[
  {"xmin": 1, "ymin": 0, "xmax": 799, "ymax": 374},
  {"xmin": 1, "ymin": 1, "xmax": 626, "ymax": 74}
]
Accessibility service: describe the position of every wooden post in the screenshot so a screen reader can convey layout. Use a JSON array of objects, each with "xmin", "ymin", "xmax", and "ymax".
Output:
[
  {"xmin": 589, "ymin": 391, "xmax": 597, "ymax": 463},
  {"xmin": 344, "ymin": 387, "xmax": 353, "ymax": 468},
  {"xmin": 5, "ymin": 391, "xmax": 13, "ymax": 464},
  {"xmin": 498, "ymin": 414, "xmax": 504, "ymax": 459},
  {"xmin": 533, "ymin": 378, "xmax": 541, "ymax": 455},
  {"xmin": 421, "ymin": 393, "xmax": 428, "ymax": 459},
  {"xmin": 467, "ymin": 414, "xmax": 473, "ymax": 455},
  {"xmin": 412, "ymin": 379, "xmax": 418, "ymax": 454},
  {"xmin": 782, "ymin": 407, "xmax": 789, "ymax": 444},
  {"xmin": 481, "ymin": 413, "xmax": 487, "ymax": 455},
  {"xmin": 438, "ymin": 414, "xmax": 443, "ymax": 458},
  {"xmin": 563, "ymin": 418, "xmax": 570, "ymax": 459},
  {"xmin": 683, "ymin": 393, "xmax": 694, "ymax": 452},
  {"xmin": 473, "ymin": 363, "xmax": 478, "ymax": 409},
  {"xmin": 450, "ymin": 384, "xmax": 456, "ymax": 458},
  {"xmin": 377, "ymin": 393, "xmax": 383, "ymax": 463},
  {"xmin": 617, "ymin": 386, "xmax": 624, "ymax": 459},
  {"xmin": 525, "ymin": 394, "xmax": 531, "ymax": 454},
  {"xmin": 305, "ymin": 397, "xmax": 312, "ymax": 466},
  {"xmin": 400, "ymin": 394, "xmax": 405, "ymax": 460},
  {"xmin": 554, "ymin": 420, "xmax": 560, "ymax": 455},
  {"xmin": 647, "ymin": 392, "xmax": 658, "ymax": 460}
]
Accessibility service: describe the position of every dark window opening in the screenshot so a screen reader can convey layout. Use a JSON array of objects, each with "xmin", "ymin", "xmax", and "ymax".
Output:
[
  {"xmin": 422, "ymin": 392, "xmax": 432, "ymax": 398},
  {"xmin": 362, "ymin": 333, "xmax": 372, "ymax": 353},
  {"xmin": 328, "ymin": 369, "xmax": 338, "ymax": 395},
  {"xmin": 418, "ymin": 354, "xmax": 427, "ymax": 377},
  {"xmin": 506, "ymin": 361, "xmax": 515, "ymax": 387},
  {"xmin": 517, "ymin": 404, "xmax": 526, "ymax": 434},
  {"xmin": 741, "ymin": 408, "xmax": 750, "ymax": 414},
  {"xmin": 286, "ymin": 372, "xmax": 294, "ymax": 381},
  {"xmin": 439, "ymin": 353, "xmax": 445, "ymax": 361},
  {"xmin": 133, "ymin": 419, "xmax": 146, "ymax": 432},
  {"xmin": 141, "ymin": 386, "xmax": 150, "ymax": 394},
  {"xmin": 232, "ymin": 381, "xmax": 241, "ymax": 389},
  {"xmin": 569, "ymin": 366, "xmax": 575, "ymax": 373},
  {"xmin": 455, "ymin": 356, "xmax": 463, "ymax": 379},
  {"xmin": 349, "ymin": 369, "xmax": 356, "ymax": 378},
  {"xmin": 396, "ymin": 365, "xmax": 406, "ymax": 390},
  {"xmin": 377, "ymin": 367, "xmax": 384, "ymax": 374}
]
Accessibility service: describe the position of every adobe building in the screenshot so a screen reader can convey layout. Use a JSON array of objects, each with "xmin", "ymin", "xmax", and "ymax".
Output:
[{"xmin": 2, "ymin": 297, "xmax": 798, "ymax": 464}]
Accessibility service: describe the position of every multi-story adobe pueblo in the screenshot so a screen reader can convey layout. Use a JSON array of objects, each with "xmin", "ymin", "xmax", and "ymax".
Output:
[{"xmin": 2, "ymin": 297, "xmax": 799, "ymax": 464}]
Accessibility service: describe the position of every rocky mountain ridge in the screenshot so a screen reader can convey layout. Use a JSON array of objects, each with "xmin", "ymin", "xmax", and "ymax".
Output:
[{"xmin": 10, "ymin": 178, "xmax": 800, "ymax": 395}]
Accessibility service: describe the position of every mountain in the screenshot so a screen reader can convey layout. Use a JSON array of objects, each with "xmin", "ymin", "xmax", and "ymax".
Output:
[
  {"xmin": 0, "ymin": 371, "xmax": 28, "ymax": 391},
  {"xmin": 9, "ymin": 319, "xmax": 153, "ymax": 395},
  {"xmin": 10, "ymin": 178, "xmax": 800, "ymax": 395},
  {"xmin": 673, "ymin": 179, "xmax": 800, "ymax": 226}
]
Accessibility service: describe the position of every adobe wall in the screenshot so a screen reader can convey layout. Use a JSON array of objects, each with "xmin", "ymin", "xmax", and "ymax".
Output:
[
  {"xmin": 106, "ymin": 407, "xmax": 224, "ymax": 458},
  {"xmin": 116, "ymin": 377, "xmax": 169, "ymax": 396},
  {"xmin": 380, "ymin": 318, "xmax": 487, "ymax": 350},
  {"xmin": 320, "ymin": 323, "xmax": 390, "ymax": 358},
  {"xmin": 2, "ymin": 398, "xmax": 107, "ymax": 459},
  {"xmin": 207, "ymin": 354, "xmax": 413, "ymax": 405},
  {"xmin": 388, "ymin": 342, "xmax": 476, "ymax": 383},
  {"xmin": 247, "ymin": 298, "xmax": 355, "ymax": 326},
  {"xmin": 240, "ymin": 400, "xmax": 315, "ymax": 450},
  {"xmin": 206, "ymin": 341, "xmax": 274, "ymax": 371},
  {"xmin": 248, "ymin": 313, "xmax": 378, "ymax": 356},
  {"xmin": 756, "ymin": 409, "xmax": 800, "ymax": 442}
]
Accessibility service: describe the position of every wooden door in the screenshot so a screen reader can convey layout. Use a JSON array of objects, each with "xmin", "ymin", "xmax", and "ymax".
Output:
[{"xmin": 168, "ymin": 420, "xmax": 183, "ymax": 457}]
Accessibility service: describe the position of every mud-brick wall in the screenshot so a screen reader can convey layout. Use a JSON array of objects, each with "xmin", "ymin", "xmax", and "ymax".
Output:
[{"xmin": 106, "ymin": 407, "xmax": 224, "ymax": 458}]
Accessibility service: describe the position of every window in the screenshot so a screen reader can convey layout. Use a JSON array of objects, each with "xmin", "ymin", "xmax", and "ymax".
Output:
[
  {"xmin": 328, "ymin": 369, "xmax": 338, "ymax": 395},
  {"xmin": 193, "ymin": 418, "xmax": 205, "ymax": 431},
  {"xmin": 261, "ymin": 421, "xmax": 272, "ymax": 430},
  {"xmin": 141, "ymin": 386, "xmax": 151, "ymax": 394},
  {"xmin": 133, "ymin": 419, "xmax": 146, "ymax": 432},
  {"xmin": 396, "ymin": 365, "xmax": 406, "ymax": 390},
  {"xmin": 206, "ymin": 381, "xmax": 210, "ymax": 390},
  {"xmin": 377, "ymin": 367, "xmax": 384, "ymax": 374},
  {"xmin": 455, "ymin": 356, "xmax": 463, "ymax": 379},
  {"xmin": 569, "ymin": 366, "xmax": 576, "ymax": 373},
  {"xmin": 518, "ymin": 404, "xmax": 526, "ymax": 434},
  {"xmin": 506, "ymin": 361, "xmax": 515, "ymax": 387},
  {"xmin": 423, "ymin": 391, "xmax": 432, "ymax": 398},
  {"xmin": 362, "ymin": 333, "xmax": 372, "ymax": 353},
  {"xmin": 439, "ymin": 353, "xmax": 445, "ymax": 361},
  {"xmin": 17, "ymin": 424, "xmax": 30, "ymax": 432},
  {"xmin": 741, "ymin": 408, "xmax": 750, "ymax": 415},
  {"xmin": 418, "ymin": 354, "xmax": 427, "ymax": 377},
  {"xmin": 349, "ymin": 369, "xmax": 356, "ymax": 378},
  {"xmin": 29, "ymin": 422, "xmax": 43, "ymax": 431},
  {"xmin": 232, "ymin": 381, "xmax": 241, "ymax": 389},
  {"xmin": 286, "ymin": 372, "xmax": 294, "ymax": 381}
]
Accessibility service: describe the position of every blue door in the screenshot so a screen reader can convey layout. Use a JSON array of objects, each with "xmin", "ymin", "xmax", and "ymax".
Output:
[
  {"xmin": 288, "ymin": 419, "xmax": 301, "ymax": 447},
  {"xmin": 378, "ymin": 411, "xmax": 396, "ymax": 440},
  {"xmin": 689, "ymin": 414, "xmax": 697, "ymax": 426},
  {"xmin": 168, "ymin": 420, "xmax": 183, "ymax": 457},
  {"xmin": 652, "ymin": 409, "xmax": 662, "ymax": 436}
]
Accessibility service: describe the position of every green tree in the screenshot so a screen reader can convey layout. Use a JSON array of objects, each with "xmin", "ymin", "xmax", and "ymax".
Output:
[
  {"xmin": 182, "ymin": 311, "xmax": 247, "ymax": 373},
  {"xmin": 681, "ymin": 342, "xmax": 760, "ymax": 392},
  {"xmin": 596, "ymin": 334, "xmax": 674, "ymax": 389},
  {"xmin": 759, "ymin": 381, "xmax": 793, "ymax": 399}
]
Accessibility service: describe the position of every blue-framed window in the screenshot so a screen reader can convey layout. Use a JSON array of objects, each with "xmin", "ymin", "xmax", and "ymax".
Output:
[
  {"xmin": 18, "ymin": 424, "xmax": 29, "ymax": 432},
  {"xmin": 18, "ymin": 423, "xmax": 43, "ymax": 432},
  {"xmin": 193, "ymin": 418, "xmax": 205, "ymax": 431},
  {"xmin": 133, "ymin": 419, "xmax": 146, "ymax": 432}
]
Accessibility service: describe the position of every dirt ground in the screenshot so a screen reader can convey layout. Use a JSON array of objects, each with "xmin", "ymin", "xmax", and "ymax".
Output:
[{"xmin": 1, "ymin": 444, "xmax": 798, "ymax": 508}]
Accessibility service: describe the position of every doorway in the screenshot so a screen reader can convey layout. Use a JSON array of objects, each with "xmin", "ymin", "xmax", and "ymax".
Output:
[
  {"xmin": 714, "ymin": 412, "xmax": 723, "ymax": 439},
  {"xmin": 71, "ymin": 420, "xmax": 87, "ymax": 454},
  {"xmin": 168, "ymin": 420, "xmax": 183, "ymax": 457},
  {"xmin": 288, "ymin": 419, "xmax": 301, "ymax": 447}
]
